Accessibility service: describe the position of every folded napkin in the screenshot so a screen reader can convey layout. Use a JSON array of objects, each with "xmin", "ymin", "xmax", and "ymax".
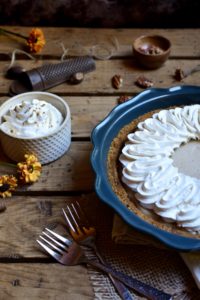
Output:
[
  {"xmin": 112, "ymin": 214, "xmax": 200, "ymax": 289},
  {"xmin": 180, "ymin": 252, "xmax": 200, "ymax": 289}
]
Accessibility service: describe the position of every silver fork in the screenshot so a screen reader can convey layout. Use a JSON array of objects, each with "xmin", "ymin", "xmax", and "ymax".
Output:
[
  {"xmin": 37, "ymin": 228, "xmax": 172, "ymax": 300},
  {"xmin": 62, "ymin": 202, "xmax": 133, "ymax": 300}
]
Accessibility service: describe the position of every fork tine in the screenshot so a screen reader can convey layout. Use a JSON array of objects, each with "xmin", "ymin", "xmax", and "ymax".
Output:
[
  {"xmin": 67, "ymin": 205, "xmax": 80, "ymax": 227},
  {"xmin": 63, "ymin": 202, "xmax": 86, "ymax": 232},
  {"xmin": 36, "ymin": 239, "xmax": 61, "ymax": 261},
  {"xmin": 62, "ymin": 208, "xmax": 76, "ymax": 232},
  {"xmin": 39, "ymin": 235, "xmax": 64, "ymax": 253},
  {"xmin": 45, "ymin": 228, "xmax": 71, "ymax": 246},
  {"xmin": 64, "ymin": 205, "xmax": 83, "ymax": 235},
  {"xmin": 64, "ymin": 202, "xmax": 96, "ymax": 237},
  {"xmin": 72, "ymin": 201, "xmax": 90, "ymax": 227},
  {"xmin": 42, "ymin": 232, "xmax": 66, "ymax": 250}
]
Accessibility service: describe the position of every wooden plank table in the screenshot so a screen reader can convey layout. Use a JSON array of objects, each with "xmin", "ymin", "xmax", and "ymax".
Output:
[{"xmin": 0, "ymin": 27, "xmax": 200, "ymax": 299}]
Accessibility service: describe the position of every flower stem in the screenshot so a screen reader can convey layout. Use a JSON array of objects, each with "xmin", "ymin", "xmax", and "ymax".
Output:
[
  {"xmin": 0, "ymin": 162, "xmax": 17, "ymax": 169},
  {"xmin": 0, "ymin": 28, "xmax": 27, "ymax": 40}
]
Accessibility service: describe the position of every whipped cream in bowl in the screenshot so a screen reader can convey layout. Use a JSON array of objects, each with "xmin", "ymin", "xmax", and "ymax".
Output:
[
  {"xmin": 0, "ymin": 98, "xmax": 63, "ymax": 138},
  {"xmin": 0, "ymin": 92, "xmax": 71, "ymax": 164}
]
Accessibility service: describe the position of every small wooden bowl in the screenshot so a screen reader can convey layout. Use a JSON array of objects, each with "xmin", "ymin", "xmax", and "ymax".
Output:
[{"xmin": 133, "ymin": 35, "xmax": 171, "ymax": 69}]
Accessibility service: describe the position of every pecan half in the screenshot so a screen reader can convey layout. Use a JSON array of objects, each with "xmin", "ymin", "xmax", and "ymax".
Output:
[
  {"xmin": 112, "ymin": 74, "xmax": 123, "ymax": 89},
  {"xmin": 174, "ymin": 68, "xmax": 185, "ymax": 81},
  {"xmin": 135, "ymin": 76, "xmax": 154, "ymax": 88},
  {"xmin": 138, "ymin": 45, "xmax": 163, "ymax": 55},
  {"xmin": 174, "ymin": 65, "xmax": 200, "ymax": 81}
]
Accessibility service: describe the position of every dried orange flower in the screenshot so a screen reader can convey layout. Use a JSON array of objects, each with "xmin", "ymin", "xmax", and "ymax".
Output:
[
  {"xmin": 17, "ymin": 154, "xmax": 42, "ymax": 184},
  {"xmin": 0, "ymin": 27, "xmax": 46, "ymax": 54},
  {"xmin": 27, "ymin": 28, "xmax": 46, "ymax": 53},
  {"xmin": 0, "ymin": 175, "xmax": 18, "ymax": 198}
]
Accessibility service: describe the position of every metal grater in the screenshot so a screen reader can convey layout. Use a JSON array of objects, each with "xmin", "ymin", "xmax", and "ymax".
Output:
[{"xmin": 10, "ymin": 56, "xmax": 96, "ymax": 95}]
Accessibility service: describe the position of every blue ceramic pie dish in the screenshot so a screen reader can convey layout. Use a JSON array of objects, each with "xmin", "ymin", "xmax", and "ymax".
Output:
[{"xmin": 91, "ymin": 85, "xmax": 200, "ymax": 251}]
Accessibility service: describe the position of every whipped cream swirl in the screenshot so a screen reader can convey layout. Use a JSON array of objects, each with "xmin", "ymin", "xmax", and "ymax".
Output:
[
  {"xmin": 0, "ymin": 99, "xmax": 63, "ymax": 138},
  {"xmin": 120, "ymin": 105, "xmax": 200, "ymax": 233}
]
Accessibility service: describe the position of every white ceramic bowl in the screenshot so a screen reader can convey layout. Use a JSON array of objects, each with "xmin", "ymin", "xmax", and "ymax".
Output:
[{"xmin": 0, "ymin": 91, "xmax": 71, "ymax": 164}]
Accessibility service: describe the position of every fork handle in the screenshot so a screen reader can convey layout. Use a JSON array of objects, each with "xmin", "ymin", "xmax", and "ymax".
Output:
[
  {"xmin": 106, "ymin": 276, "xmax": 133, "ymax": 300},
  {"xmin": 94, "ymin": 247, "xmax": 133, "ymax": 300},
  {"xmin": 87, "ymin": 260, "xmax": 172, "ymax": 300}
]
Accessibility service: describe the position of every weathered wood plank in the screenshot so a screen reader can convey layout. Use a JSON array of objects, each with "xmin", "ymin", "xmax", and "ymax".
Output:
[
  {"xmin": 0, "ymin": 59, "xmax": 199, "ymax": 95},
  {"xmin": 0, "ymin": 142, "xmax": 93, "ymax": 192},
  {"xmin": 0, "ymin": 26, "xmax": 197, "ymax": 300},
  {"xmin": 0, "ymin": 195, "xmax": 99, "ymax": 258},
  {"xmin": 0, "ymin": 27, "xmax": 200, "ymax": 58},
  {"xmin": 70, "ymin": 96, "xmax": 117, "ymax": 137},
  {"xmin": 0, "ymin": 263, "xmax": 93, "ymax": 299},
  {"xmin": 35, "ymin": 142, "xmax": 93, "ymax": 192}
]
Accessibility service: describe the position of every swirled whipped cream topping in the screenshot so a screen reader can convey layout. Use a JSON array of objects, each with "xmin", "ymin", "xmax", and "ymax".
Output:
[
  {"xmin": 119, "ymin": 105, "xmax": 200, "ymax": 233},
  {"xmin": 0, "ymin": 99, "xmax": 63, "ymax": 138}
]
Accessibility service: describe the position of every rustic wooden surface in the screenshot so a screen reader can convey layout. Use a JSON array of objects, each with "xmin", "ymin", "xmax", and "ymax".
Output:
[{"xmin": 0, "ymin": 27, "xmax": 200, "ymax": 299}]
